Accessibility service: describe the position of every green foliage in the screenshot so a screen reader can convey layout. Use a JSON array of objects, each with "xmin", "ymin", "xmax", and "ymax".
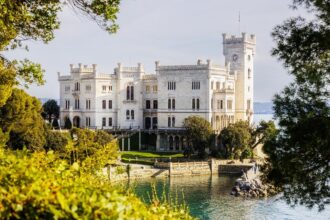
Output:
[
  {"xmin": 219, "ymin": 121, "xmax": 251, "ymax": 159},
  {"xmin": 0, "ymin": 89, "xmax": 45, "ymax": 151},
  {"xmin": 250, "ymin": 120, "xmax": 277, "ymax": 149},
  {"xmin": 122, "ymin": 151, "xmax": 184, "ymax": 159},
  {"xmin": 67, "ymin": 128, "xmax": 117, "ymax": 165},
  {"xmin": 0, "ymin": 149, "xmax": 193, "ymax": 219},
  {"xmin": 264, "ymin": 0, "xmax": 330, "ymax": 210},
  {"xmin": 94, "ymin": 130, "xmax": 113, "ymax": 146},
  {"xmin": 241, "ymin": 148, "xmax": 253, "ymax": 159},
  {"xmin": 183, "ymin": 116, "xmax": 213, "ymax": 158},
  {"xmin": 45, "ymin": 130, "xmax": 69, "ymax": 152},
  {"xmin": 42, "ymin": 99, "xmax": 59, "ymax": 123},
  {"xmin": 218, "ymin": 120, "xmax": 276, "ymax": 159}
]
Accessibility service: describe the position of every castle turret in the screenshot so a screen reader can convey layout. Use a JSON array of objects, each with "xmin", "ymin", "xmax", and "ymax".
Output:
[{"xmin": 222, "ymin": 33, "xmax": 256, "ymax": 123}]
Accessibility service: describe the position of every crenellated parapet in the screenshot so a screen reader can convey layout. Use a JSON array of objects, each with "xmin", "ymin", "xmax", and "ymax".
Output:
[{"xmin": 222, "ymin": 32, "xmax": 256, "ymax": 55}]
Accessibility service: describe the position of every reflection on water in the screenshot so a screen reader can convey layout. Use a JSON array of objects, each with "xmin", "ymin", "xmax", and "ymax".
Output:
[{"xmin": 126, "ymin": 175, "xmax": 329, "ymax": 220}]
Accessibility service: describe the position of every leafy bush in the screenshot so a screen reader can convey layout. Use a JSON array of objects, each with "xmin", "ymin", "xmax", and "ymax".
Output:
[
  {"xmin": 64, "ymin": 117, "xmax": 72, "ymax": 129},
  {"xmin": 44, "ymin": 130, "xmax": 69, "ymax": 152},
  {"xmin": 0, "ymin": 149, "xmax": 193, "ymax": 219},
  {"xmin": 241, "ymin": 148, "xmax": 253, "ymax": 159}
]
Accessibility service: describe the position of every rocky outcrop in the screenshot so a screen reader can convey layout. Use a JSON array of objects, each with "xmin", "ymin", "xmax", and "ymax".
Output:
[{"xmin": 230, "ymin": 175, "xmax": 278, "ymax": 198}]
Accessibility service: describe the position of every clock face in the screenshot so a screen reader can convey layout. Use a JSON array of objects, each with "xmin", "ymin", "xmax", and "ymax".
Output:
[{"xmin": 232, "ymin": 54, "xmax": 238, "ymax": 62}]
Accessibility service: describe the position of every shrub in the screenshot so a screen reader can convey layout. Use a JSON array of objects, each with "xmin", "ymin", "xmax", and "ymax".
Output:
[
  {"xmin": 64, "ymin": 117, "xmax": 72, "ymax": 129},
  {"xmin": 0, "ymin": 149, "xmax": 193, "ymax": 219},
  {"xmin": 241, "ymin": 148, "xmax": 253, "ymax": 159},
  {"xmin": 44, "ymin": 130, "xmax": 69, "ymax": 152}
]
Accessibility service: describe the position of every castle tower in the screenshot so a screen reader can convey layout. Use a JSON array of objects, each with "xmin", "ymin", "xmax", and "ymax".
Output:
[{"xmin": 222, "ymin": 33, "xmax": 256, "ymax": 123}]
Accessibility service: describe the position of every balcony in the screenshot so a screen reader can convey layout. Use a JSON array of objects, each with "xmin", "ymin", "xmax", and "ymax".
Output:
[
  {"xmin": 123, "ymin": 100, "xmax": 137, "ymax": 104},
  {"xmin": 72, "ymin": 90, "xmax": 80, "ymax": 97},
  {"xmin": 214, "ymin": 88, "xmax": 234, "ymax": 94}
]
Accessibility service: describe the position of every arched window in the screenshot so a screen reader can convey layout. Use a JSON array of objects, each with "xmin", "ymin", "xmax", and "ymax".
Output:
[
  {"xmin": 175, "ymin": 136, "xmax": 180, "ymax": 150},
  {"xmin": 196, "ymin": 98, "xmax": 200, "ymax": 110},
  {"xmin": 169, "ymin": 136, "xmax": 174, "ymax": 150},
  {"xmin": 168, "ymin": 117, "xmax": 171, "ymax": 127},
  {"xmin": 131, "ymin": 110, "xmax": 134, "ymax": 120},
  {"xmin": 126, "ymin": 110, "xmax": 130, "ymax": 120},
  {"xmin": 126, "ymin": 86, "xmax": 130, "ymax": 100},
  {"xmin": 172, "ymin": 99, "xmax": 175, "ymax": 109},
  {"xmin": 168, "ymin": 99, "xmax": 171, "ymax": 109},
  {"xmin": 145, "ymin": 117, "xmax": 151, "ymax": 129},
  {"xmin": 130, "ymin": 86, "xmax": 134, "ymax": 100},
  {"xmin": 75, "ymin": 82, "xmax": 80, "ymax": 91},
  {"xmin": 172, "ymin": 117, "xmax": 175, "ymax": 127},
  {"xmin": 192, "ymin": 99, "xmax": 195, "ymax": 109}
]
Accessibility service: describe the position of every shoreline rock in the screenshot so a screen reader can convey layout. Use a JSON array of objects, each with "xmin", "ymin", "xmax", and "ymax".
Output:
[{"xmin": 230, "ymin": 174, "xmax": 278, "ymax": 198}]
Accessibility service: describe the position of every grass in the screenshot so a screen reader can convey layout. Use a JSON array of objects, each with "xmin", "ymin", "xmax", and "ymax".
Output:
[
  {"xmin": 121, "ymin": 151, "xmax": 184, "ymax": 165},
  {"xmin": 121, "ymin": 151, "xmax": 184, "ymax": 159}
]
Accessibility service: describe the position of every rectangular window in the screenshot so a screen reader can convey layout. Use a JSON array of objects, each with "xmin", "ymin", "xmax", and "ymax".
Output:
[
  {"xmin": 196, "ymin": 98, "xmax": 200, "ymax": 110},
  {"xmin": 220, "ymin": 100, "xmax": 223, "ymax": 109},
  {"xmin": 85, "ymin": 84, "xmax": 91, "ymax": 92},
  {"xmin": 153, "ymin": 85, "xmax": 157, "ymax": 92},
  {"xmin": 108, "ymin": 117, "xmax": 112, "ymax": 126},
  {"xmin": 74, "ymin": 99, "xmax": 80, "ymax": 109},
  {"xmin": 153, "ymin": 100, "xmax": 158, "ymax": 109},
  {"xmin": 102, "ymin": 85, "xmax": 107, "ymax": 92},
  {"xmin": 86, "ymin": 99, "xmax": 91, "ymax": 110},
  {"xmin": 108, "ymin": 100, "xmax": 112, "ymax": 109},
  {"xmin": 168, "ymin": 117, "xmax": 171, "ymax": 127},
  {"xmin": 146, "ymin": 100, "xmax": 151, "ymax": 109},
  {"xmin": 168, "ymin": 81, "xmax": 176, "ymax": 90},
  {"xmin": 86, "ymin": 117, "xmax": 90, "ymax": 127},
  {"xmin": 102, "ymin": 100, "xmax": 106, "ymax": 109},
  {"xmin": 227, "ymin": 100, "xmax": 233, "ymax": 110},
  {"xmin": 172, "ymin": 99, "xmax": 175, "ymax": 109},
  {"xmin": 216, "ymin": 82, "xmax": 220, "ymax": 90},
  {"xmin": 168, "ymin": 99, "xmax": 171, "ymax": 109},
  {"xmin": 247, "ymin": 100, "xmax": 251, "ymax": 110},
  {"xmin": 109, "ymin": 85, "xmax": 112, "ymax": 91},
  {"xmin": 146, "ymin": 85, "xmax": 150, "ymax": 93},
  {"xmin": 65, "ymin": 100, "xmax": 70, "ymax": 109},
  {"xmin": 172, "ymin": 117, "xmax": 175, "ymax": 127},
  {"xmin": 131, "ymin": 110, "xmax": 134, "ymax": 120},
  {"xmin": 102, "ymin": 117, "xmax": 106, "ymax": 127},
  {"xmin": 192, "ymin": 81, "xmax": 200, "ymax": 90},
  {"xmin": 65, "ymin": 86, "xmax": 70, "ymax": 93},
  {"xmin": 192, "ymin": 99, "xmax": 195, "ymax": 110}
]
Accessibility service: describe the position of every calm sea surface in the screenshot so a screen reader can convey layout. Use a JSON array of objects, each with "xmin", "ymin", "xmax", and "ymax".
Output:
[
  {"xmin": 253, "ymin": 114, "xmax": 274, "ymax": 125},
  {"xmin": 127, "ymin": 175, "xmax": 329, "ymax": 220}
]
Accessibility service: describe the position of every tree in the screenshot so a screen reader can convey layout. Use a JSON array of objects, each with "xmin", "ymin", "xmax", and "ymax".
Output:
[
  {"xmin": 64, "ymin": 117, "xmax": 72, "ymax": 129},
  {"xmin": 0, "ymin": 89, "xmax": 46, "ymax": 151},
  {"xmin": 44, "ymin": 130, "xmax": 69, "ymax": 152},
  {"xmin": 263, "ymin": 0, "xmax": 330, "ymax": 211},
  {"xmin": 42, "ymin": 99, "xmax": 60, "ymax": 124},
  {"xmin": 250, "ymin": 120, "xmax": 277, "ymax": 149},
  {"xmin": 0, "ymin": 0, "xmax": 121, "ymax": 145},
  {"xmin": 183, "ymin": 116, "xmax": 212, "ymax": 158},
  {"xmin": 219, "ymin": 121, "xmax": 251, "ymax": 159}
]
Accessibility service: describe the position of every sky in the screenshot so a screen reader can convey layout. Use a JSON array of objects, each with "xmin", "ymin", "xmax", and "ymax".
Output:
[{"xmin": 5, "ymin": 0, "xmax": 309, "ymax": 102}]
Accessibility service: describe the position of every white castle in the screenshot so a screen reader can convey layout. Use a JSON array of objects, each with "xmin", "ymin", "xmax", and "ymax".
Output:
[{"xmin": 58, "ymin": 33, "xmax": 256, "ymax": 151}]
